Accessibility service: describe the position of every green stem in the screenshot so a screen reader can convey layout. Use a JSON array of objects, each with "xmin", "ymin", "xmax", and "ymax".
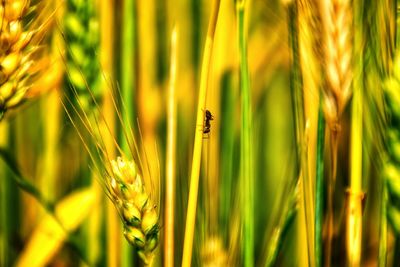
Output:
[
  {"xmin": 0, "ymin": 147, "xmax": 54, "ymax": 212},
  {"xmin": 265, "ymin": 185, "xmax": 298, "ymax": 267},
  {"xmin": 237, "ymin": 1, "xmax": 254, "ymax": 266},
  {"xmin": 265, "ymin": 209, "xmax": 296, "ymax": 267},
  {"xmin": 120, "ymin": 0, "xmax": 136, "ymax": 266},
  {"xmin": 315, "ymin": 104, "xmax": 325, "ymax": 267},
  {"xmin": 219, "ymin": 71, "xmax": 235, "ymax": 242},
  {"xmin": 120, "ymin": 0, "xmax": 136, "ymax": 132}
]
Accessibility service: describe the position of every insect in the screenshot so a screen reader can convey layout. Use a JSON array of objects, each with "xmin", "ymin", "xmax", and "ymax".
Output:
[{"xmin": 203, "ymin": 109, "xmax": 214, "ymax": 134}]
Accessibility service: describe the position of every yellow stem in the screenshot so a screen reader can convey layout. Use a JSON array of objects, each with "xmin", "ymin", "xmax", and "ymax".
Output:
[
  {"xmin": 165, "ymin": 27, "xmax": 178, "ymax": 267},
  {"xmin": 100, "ymin": 0, "xmax": 118, "ymax": 266},
  {"xmin": 347, "ymin": 27, "xmax": 363, "ymax": 265},
  {"xmin": 0, "ymin": 121, "xmax": 9, "ymax": 266},
  {"xmin": 181, "ymin": 1, "xmax": 221, "ymax": 266},
  {"xmin": 40, "ymin": 2, "xmax": 64, "ymax": 205},
  {"xmin": 347, "ymin": 86, "xmax": 363, "ymax": 267}
]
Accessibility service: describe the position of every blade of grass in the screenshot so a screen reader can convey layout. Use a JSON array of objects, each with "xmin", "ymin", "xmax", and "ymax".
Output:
[
  {"xmin": 15, "ymin": 188, "xmax": 98, "ymax": 267},
  {"xmin": 236, "ymin": 0, "xmax": 254, "ymax": 265},
  {"xmin": 181, "ymin": 0, "xmax": 221, "ymax": 265},
  {"xmin": 0, "ymin": 147, "xmax": 55, "ymax": 212}
]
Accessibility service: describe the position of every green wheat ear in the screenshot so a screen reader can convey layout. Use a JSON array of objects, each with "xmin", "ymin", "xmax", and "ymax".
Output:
[
  {"xmin": 64, "ymin": 0, "xmax": 101, "ymax": 111},
  {"xmin": 383, "ymin": 53, "xmax": 400, "ymax": 235},
  {"xmin": 107, "ymin": 156, "xmax": 159, "ymax": 265},
  {"xmin": 379, "ymin": 22, "xmax": 400, "ymax": 263}
]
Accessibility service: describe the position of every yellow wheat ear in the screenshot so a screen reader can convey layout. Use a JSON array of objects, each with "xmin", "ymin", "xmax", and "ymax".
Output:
[
  {"xmin": 106, "ymin": 156, "xmax": 159, "ymax": 265},
  {"xmin": 61, "ymin": 41, "xmax": 161, "ymax": 264},
  {"xmin": 0, "ymin": 0, "xmax": 56, "ymax": 119}
]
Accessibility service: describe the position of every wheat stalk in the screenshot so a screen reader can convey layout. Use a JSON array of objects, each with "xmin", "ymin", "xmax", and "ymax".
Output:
[
  {"xmin": 236, "ymin": 0, "xmax": 254, "ymax": 266},
  {"xmin": 319, "ymin": 0, "xmax": 353, "ymax": 198},
  {"xmin": 296, "ymin": 0, "xmax": 323, "ymax": 265},
  {"xmin": 165, "ymin": 26, "xmax": 177, "ymax": 267},
  {"xmin": 319, "ymin": 1, "xmax": 354, "ymax": 265},
  {"xmin": 182, "ymin": 0, "xmax": 221, "ymax": 265},
  {"xmin": 347, "ymin": 0, "xmax": 366, "ymax": 265}
]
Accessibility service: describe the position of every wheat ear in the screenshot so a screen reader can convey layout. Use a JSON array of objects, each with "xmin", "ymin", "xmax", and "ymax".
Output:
[
  {"xmin": 0, "ymin": 0, "xmax": 53, "ymax": 119},
  {"xmin": 107, "ymin": 156, "xmax": 159, "ymax": 265},
  {"xmin": 319, "ymin": 1, "xmax": 354, "ymax": 265}
]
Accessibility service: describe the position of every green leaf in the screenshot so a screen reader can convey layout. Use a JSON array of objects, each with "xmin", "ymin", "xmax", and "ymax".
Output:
[{"xmin": 0, "ymin": 147, "xmax": 54, "ymax": 213}]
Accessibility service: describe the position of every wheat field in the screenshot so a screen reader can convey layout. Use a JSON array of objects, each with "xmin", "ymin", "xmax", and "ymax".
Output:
[{"xmin": 0, "ymin": 0, "xmax": 399, "ymax": 266}]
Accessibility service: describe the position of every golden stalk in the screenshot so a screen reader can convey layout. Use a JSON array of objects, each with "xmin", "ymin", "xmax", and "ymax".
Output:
[
  {"xmin": 297, "ymin": 0, "xmax": 324, "ymax": 265},
  {"xmin": 346, "ymin": 0, "xmax": 364, "ymax": 263},
  {"xmin": 40, "ymin": 0, "xmax": 64, "ymax": 205},
  {"xmin": 137, "ymin": 0, "xmax": 161, "ymax": 193},
  {"xmin": 319, "ymin": 0, "xmax": 354, "ymax": 266},
  {"xmin": 99, "ymin": 0, "xmax": 119, "ymax": 266},
  {"xmin": 0, "ymin": 121, "xmax": 8, "ymax": 266},
  {"xmin": 182, "ymin": 0, "xmax": 221, "ymax": 266},
  {"xmin": 165, "ymin": 27, "xmax": 178, "ymax": 267}
]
